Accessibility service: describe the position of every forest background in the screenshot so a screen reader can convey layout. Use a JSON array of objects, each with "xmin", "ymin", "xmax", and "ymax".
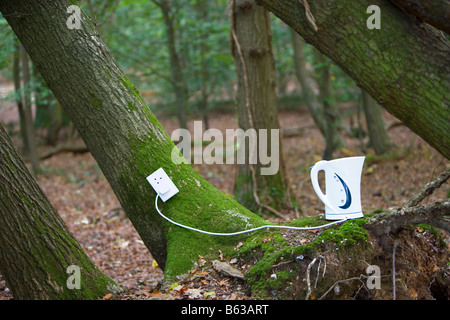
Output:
[{"xmin": 0, "ymin": 0, "xmax": 448, "ymax": 300}]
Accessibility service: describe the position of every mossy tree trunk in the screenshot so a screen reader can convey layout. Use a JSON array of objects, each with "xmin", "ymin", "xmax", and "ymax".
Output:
[
  {"xmin": 230, "ymin": 0, "xmax": 292, "ymax": 214},
  {"xmin": 0, "ymin": 0, "xmax": 265, "ymax": 281},
  {"xmin": 257, "ymin": 0, "xmax": 450, "ymax": 160},
  {"xmin": 0, "ymin": 126, "xmax": 118, "ymax": 299}
]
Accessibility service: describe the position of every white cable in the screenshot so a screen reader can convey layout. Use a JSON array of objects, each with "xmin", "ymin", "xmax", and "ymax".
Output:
[{"xmin": 155, "ymin": 194, "xmax": 347, "ymax": 236}]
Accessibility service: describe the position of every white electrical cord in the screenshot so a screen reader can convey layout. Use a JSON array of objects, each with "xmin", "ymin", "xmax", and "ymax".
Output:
[{"xmin": 155, "ymin": 194, "xmax": 348, "ymax": 236}]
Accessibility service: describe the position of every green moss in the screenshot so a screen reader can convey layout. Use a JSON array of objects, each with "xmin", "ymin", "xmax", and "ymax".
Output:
[
  {"xmin": 127, "ymin": 101, "xmax": 137, "ymax": 112},
  {"xmin": 88, "ymin": 93, "xmax": 103, "ymax": 110},
  {"xmin": 238, "ymin": 217, "xmax": 370, "ymax": 298},
  {"xmin": 416, "ymin": 224, "xmax": 446, "ymax": 247},
  {"xmin": 119, "ymin": 73, "xmax": 145, "ymax": 105},
  {"xmin": 317, "ymin": 219, "xmax": 368, "ymax": 247}
]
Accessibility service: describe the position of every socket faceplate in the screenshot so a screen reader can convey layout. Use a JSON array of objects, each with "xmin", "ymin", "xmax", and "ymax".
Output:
[{"xmin": 146, "ymin": 168, "xmax": 179, "ymax": 202}]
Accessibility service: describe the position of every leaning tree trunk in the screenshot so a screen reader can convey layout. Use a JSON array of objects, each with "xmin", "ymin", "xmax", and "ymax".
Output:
[
  {"xmin": 257, "ymin": 0, "xmax": 450, "ymax": 160},
  {"xmin": 230, "ymin": 0, "xmax": 292, "ymax": 215},
  {"xmin": 0, "ymin": 0, "xmax": 265, "ymax": 281},
  {"xmin": 0, "ymin": 126, "xmax": 118, "ymax": 299},
  {"xmin": 390, "ymin": 0, "xmax": 450, "ymax": 34}
]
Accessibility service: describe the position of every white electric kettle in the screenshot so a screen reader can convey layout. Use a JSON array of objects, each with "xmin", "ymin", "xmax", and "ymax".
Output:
[{"xmin": 310, "ymin": 156, "xmax": 365, "ymax": 220}]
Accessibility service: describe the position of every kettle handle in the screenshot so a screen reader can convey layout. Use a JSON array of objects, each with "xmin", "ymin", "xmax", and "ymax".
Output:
[{"xmin": 310, "ymin": 160, "xmax": 337, "ymax": 212}]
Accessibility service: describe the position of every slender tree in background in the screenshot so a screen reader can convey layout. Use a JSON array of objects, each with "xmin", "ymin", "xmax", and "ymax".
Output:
[
  {"xmin": 361, "ymin": 89, "xmax": 393, "ymax": 155},
  {"xmin": 230, "ymin": 0, "xmax": 292, "ymax": 215},
  {"xmin": 312, "ymin": 49, "xmax": 345, "ymax": 160},
  {"xmin": 13, "ymin": 43, "xmax": 40, "ymax": 174},
  {"xmin": 290, "ymin": 29, "xmax": 326, "ymax": 135},
  {"xmin": 291, "ymin": 31, "xmax": 345, "ymax": 159},
  {"xmin": 151, "ymin": 0, "xmax": 188, "ymax": 129},
  {"xmin": 0, "ymin": 126, "xmax": 118, "ymax": 299}
]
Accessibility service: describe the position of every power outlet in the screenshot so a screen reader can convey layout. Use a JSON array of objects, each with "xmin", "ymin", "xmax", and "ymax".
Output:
[{"xmin": 146, "ymin": 168, "xmax": 179, "ymax": 202}]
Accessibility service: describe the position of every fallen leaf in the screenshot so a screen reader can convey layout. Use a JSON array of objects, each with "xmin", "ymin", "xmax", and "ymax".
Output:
[
  {"xmin": 300, "ymin": 238, "xmax": 309, "ymax": 244},
  {"xmin": 219, "ymin": 279, "xmax": 229, "ymax": 286},
  {"xmin": 103, "ymin": 293, "xmax": 112, "ymax": 300},
  {"xmin": 176, "ymin": 286, "xmax": 188, "ymax": 294},
  {"xmin": 186, "ymin": 288, "xmax": 202, "ymax": 299},
  {"xmin": 169, "ymin": 282, "xmax": 180, "ymax": 290},
  {"xmin": 203, "ymin": 291, "xmax": 216, "ymax": 298},
  {"xmin": 198, "ymin": 255, "xmax": 206, "ymax": 267}
]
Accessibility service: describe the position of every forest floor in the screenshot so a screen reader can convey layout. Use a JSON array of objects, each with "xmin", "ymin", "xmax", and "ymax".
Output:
[{"xmin": 0, "ymin": 106, "xmax": 449, "ymax": 300}]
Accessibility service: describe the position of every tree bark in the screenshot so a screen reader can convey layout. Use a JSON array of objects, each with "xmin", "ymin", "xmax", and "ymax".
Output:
[
  {"xmin": 361, "ymin": 90, "xmax": 393, "ymax": 155},
  {"xmin": 290, "ymin": 29, "xmax": 326, "ymax": 136},
  {"xmin": 13, "ymin": 43, "xmax": 28, "ymax": 155},
  {"xmin": 390, "ymin": 0, "xmax": 450, "ymax": 34},
  {"xmin": 0, "ymin": 0, "xmax": 264, "ymax": 281},
  {"xmin": 257, "ymin": 0, "xmax": 450, "ymax": 160},
  {"xmin": 20, "ymin": 44, "xmax": 41, "ymax": 175},
  {"xmin": 0, "ymin": 126, "xmax": 118, "ymax": 299},
  {"xmin": 313, "ymin": 49, "xmax": 345, "ymax": 160},
  {"xmin": 230, "ymin": 0, "xmax": 292, "ymax": 215}
]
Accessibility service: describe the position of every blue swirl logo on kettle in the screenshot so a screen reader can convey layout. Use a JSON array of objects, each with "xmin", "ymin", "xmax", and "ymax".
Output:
[
  {"xmin": 310, "ymin": 156, "xmax": 365, "ymax": 221},
  {"xmin": 334, "ymin": 173, "xmax": 352, "ymax": 209}
]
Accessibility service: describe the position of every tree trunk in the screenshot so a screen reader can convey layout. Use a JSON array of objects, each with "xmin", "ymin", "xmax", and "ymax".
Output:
[
  {"xmin": 313, "ymin": 49, "xmax": 345, "ymax": 160},
  {"xmin": 230, "ymin": 0, "xmax": 292, "ymax": 215},
  {"xmin": 46, "ymin": 102, "xmax": 64, "ymax": 147},
  {"xmin": 390, "ymin": 0, "xmax": 450, "ymax": 34},
  {"xmin": 20, "ymin": 44, "xmax": 41, "ymax": 174},
  {"xmin": 290, "ymin": 29, "xmax": 326, "ymax": 136},
  {"xmin": 0, "ymin": 0, "xmax": 265, "ymax": 281},
  {"xmin": 361, "ymin": 90, "xmax": 393, "ymax": 155},
  {"xmin": 13, "ymin": 43, "xmax": 28, "ymax": 155},
  {"xmin": 0, "ymin": 126, "xmax": 118, "ymax": 299},
  {"xmin": 257, "ymin": 0, "xmax": 450, "ymax": 160}
]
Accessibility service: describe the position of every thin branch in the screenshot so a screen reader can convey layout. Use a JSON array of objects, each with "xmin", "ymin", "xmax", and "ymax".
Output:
[
  {"xmin": 318, "ymin": 275, "xmax": 368, "ymax": 300},
  {"xmin": 299, "ymin": 0, "xmax": 318, "ymax": 31},
  {"xmin": 39, "ymin": 144, "xmax": 89, "ymax": 160},
  {"xmin": 403, "ymin": 168, "xmax": 450, "ymax": 208},
  {"xmin": 365, "ymin": 200, "xmax": 450, "ymax": 238}
]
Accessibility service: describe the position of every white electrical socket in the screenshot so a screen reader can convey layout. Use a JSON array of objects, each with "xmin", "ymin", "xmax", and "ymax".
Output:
[{"xmin": 146, "ymin": 167, "xmax": 179, "ymax": 202}]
